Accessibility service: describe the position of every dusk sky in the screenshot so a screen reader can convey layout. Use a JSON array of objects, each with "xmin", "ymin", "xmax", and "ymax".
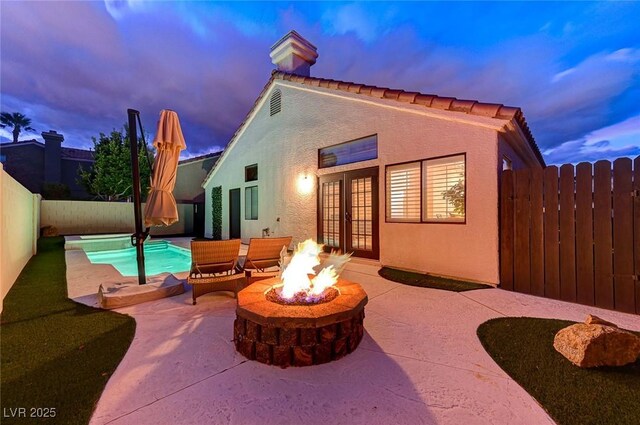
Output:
[{"xmin": 1, "ymin": 1, "xmax": 639, "ymax": 164}]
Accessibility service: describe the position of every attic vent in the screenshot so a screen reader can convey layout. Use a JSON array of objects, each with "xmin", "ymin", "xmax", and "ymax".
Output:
[{"xmin": 270, "ymin": 89, "xmax": 282, "ymax": 116}]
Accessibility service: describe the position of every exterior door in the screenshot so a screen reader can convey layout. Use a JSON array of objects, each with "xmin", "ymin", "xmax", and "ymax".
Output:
[
  {"xmin": 229, "ymin": 188, "xmax": 241, "ymax": 239},
  {"xmin": 318, "ymin": 167, "xmax": 379, "ymax": 259},
  {"xmin": 193, "ymin": 202, "xmax": 205, "ymax": 238}
]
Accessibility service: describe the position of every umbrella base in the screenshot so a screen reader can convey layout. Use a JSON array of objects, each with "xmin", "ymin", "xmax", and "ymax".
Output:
[{"xmin": 98, "ymin": 274, "xmax": 185, "ymax": 309}]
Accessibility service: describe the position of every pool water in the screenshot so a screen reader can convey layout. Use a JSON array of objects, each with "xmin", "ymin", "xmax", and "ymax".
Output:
[{"xmin": 86, "ymin": 241, "xmax": 191, "ymax": 277}]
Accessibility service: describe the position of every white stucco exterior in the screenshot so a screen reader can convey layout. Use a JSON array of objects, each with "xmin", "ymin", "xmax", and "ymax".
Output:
[{"xmin": 204, "ymin": 80, "xmax": 539, "ymax": 284}]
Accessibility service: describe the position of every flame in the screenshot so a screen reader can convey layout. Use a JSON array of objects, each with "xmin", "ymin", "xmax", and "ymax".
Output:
[{"xmin": 279, "ymin": 239, "xmax": 351, "ymax": 300}]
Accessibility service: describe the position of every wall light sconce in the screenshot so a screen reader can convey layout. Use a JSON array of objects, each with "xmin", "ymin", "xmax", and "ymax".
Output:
[{"xmin": 296, "ymin": 173, "xmax": 314, "ymax": 195}]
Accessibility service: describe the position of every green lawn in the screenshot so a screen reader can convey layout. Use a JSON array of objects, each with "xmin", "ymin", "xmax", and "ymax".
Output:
[
  {"xmin": 378, "ymin": 266, "xmax": 489, "ymax": 292},
  {"xmin": 477, "ymin": 317, "xmax": 640, "ymax": 425},
  {"xmin": 1, "ymin": 237, "xmax": 136, "ymax": 425}
]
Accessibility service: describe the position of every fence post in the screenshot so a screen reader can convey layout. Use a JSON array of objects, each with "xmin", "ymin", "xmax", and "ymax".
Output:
[
  {"xmin": 514, "ymin": 169, "xmax": 531, "ymax": 294},
  {"xmin": 500, "ymin": 170, "xmax": 514, "ymax": 290},
  {"xmin": 575, "ymin": 162, "xmax": 594, "ymax": 306},
  {"xmin": 559, "ymin": 164, "xmax": 577, "ymax": 302},
  {"xmin": 612, "ymin": 158, "xmax": 634, "ymax": 313},
  {"xmin": 594, "ymin": 160, "xmax": 614, "ymax": 309},
  {"xmin": 543, "ymin": 166, "xmax": 560, "ymax": 299},
  {"xmin": 530, "ymin": 169, "xmax": 544, "ymax": 296}
]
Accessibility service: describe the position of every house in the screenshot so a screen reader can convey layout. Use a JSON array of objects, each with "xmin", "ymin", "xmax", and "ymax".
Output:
[
  {"xmin": 202, "ymin": 31, "xmax": 544, "ymax": 285},
  {"xmin": 0, "ymin": 130, "xmax": 94, "ymax": 199},
  {"xmin": 174, "ymin": 151, "xmax": 222, "ymax": 237}
]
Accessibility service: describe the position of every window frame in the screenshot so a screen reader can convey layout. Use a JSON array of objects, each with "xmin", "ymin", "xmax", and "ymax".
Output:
[
  {"xmin": 245, "ymin": 164, "xmax": 258, "ymax": 182},
  {"xmin": 318, "ymin": 134, "xmax": 378, "ymax": 169},
  {"xmin": 385, "ymin": 152, "xmax": 466, "ymax": 225},
  {"xmin": 244, "ymin": 185, "xmax": 258, "ymax": 220}
]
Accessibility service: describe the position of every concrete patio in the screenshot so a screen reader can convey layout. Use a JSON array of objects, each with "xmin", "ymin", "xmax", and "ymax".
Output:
[{"xmin": 66, "ymin": 244, "xmax": 640, "ymax": 425}]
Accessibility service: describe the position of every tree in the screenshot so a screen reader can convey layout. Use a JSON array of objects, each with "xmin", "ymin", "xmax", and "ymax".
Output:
[
  {"xmin": 0, "ymin": 112, "xmax": 36, "ymax": 143},
  {"xmin": 441, "ymin": 174, "xmax": 465, "ymax": 217},
  {"xmin": 78, "ymin": 125, "xmax": 153, "ymax": 201}
]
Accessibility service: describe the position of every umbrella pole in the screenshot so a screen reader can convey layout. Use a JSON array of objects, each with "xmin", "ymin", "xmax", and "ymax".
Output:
[{"xmin": 128, "ymin": 108, "xmax": 147, "ymax": 285}]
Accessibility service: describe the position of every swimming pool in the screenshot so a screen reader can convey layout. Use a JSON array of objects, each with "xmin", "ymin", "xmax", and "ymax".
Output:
[{"xmin": 86, "ymin": 241, "xmax": 191, "ymax": 277}]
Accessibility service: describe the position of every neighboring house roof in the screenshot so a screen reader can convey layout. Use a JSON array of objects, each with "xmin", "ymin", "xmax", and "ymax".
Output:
[
  {"xmin": 61, "ymin": 147, "xmax": 94, "ymax": 161},
  {"xmin": 0, "ymin": 140, "xmax": 95, "ymax": 161},
  {"xmin": 192, "ymin": 192, "xmax": 206, "ymax": 203},
  {"xmin": 0, "ymin": 139, "xmax": 41, "ymax": 148},
  {"xmin": 179, "ymin": 151, "xmax": 222, "ymax": 165},
  {"xmin": 203, "ymin": 70, "xmax": 544, "ymax": 187}
]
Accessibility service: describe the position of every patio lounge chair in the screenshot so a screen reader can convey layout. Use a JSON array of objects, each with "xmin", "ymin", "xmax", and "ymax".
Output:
[
  {"xmin": 237, "ymin": 236, "xmax": 292, "ymax": 284},
  {"xmin": 188, "ymin": 239, "xmax": 245, "ymax": 305}
]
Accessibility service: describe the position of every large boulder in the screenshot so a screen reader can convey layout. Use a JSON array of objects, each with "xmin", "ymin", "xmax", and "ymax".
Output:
[{"xmin": 553, "ymin": 315, "xmax": 640, "ymax": 368}]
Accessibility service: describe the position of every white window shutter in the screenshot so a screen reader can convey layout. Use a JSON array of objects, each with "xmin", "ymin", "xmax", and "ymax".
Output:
[
  {"xmin": 423, "ymin": 155, "xmax": 465, "ymax": 222},
  {"xmin": 386, "ymin": 162, "xmax": 421, "ymax": 222}
]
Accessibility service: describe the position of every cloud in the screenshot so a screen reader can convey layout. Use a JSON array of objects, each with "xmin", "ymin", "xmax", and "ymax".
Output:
[
  {"xmin": 551, "ymin": 67, "xmax": 576, "ymax": 82},
  {"xmin": 1, "ymin": 2, "xmax": 638, "ymax": 164},
  {"xmin": 321, "ymin": 3, "xmax": 394, "ymax": 43},
  {"xmin": 104, "ymin": 0, "xmax": 146, "ymax": 20},
  {"xmin": 544, "ymin": 114, "xmax": 640, "ymax": 164},
  {"xmin": 1, "ymin": 1, "xmax": 273, "ymax": 156}
]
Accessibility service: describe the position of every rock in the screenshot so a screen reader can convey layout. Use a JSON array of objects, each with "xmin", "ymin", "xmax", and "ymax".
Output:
[
  {"xmin": 553, "ymin": 321, "xmax": 640, "ymax": 368},
  {"xmin": 584, "ymin": 314, "xmax": 618, "ymax": 328}
]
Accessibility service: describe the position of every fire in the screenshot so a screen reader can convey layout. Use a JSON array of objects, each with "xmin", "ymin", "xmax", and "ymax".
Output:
[{"xmin": 279, "ymin": 239, "xmax": 350, "ymax": 301}]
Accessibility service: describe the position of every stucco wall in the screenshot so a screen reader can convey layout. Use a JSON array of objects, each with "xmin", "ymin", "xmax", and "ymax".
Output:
[
  {"xmin": 174, "ymin": 156, "xmax": 218, "ymax": 202},
  {"xmin": 1, "ymin": 164, "xmax": 40, "ymax": 312},
  {"xmin": 205, "ymin": 81, "xmax": 511, "ymax": 284},
  {"xmin": 41, "ymin": 200, "xmax": 193, "ymax": 236}
]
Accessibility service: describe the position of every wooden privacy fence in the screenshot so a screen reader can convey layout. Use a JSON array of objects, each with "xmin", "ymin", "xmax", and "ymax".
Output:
[{"xmin": 500, "ymin": 157, "xmax": 639, "ymax": 314}]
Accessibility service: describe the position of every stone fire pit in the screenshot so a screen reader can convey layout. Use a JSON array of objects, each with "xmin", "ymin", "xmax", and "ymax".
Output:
[{"xmin": 234, "ymin": 277, "xmax": 368, "ymax": 367}]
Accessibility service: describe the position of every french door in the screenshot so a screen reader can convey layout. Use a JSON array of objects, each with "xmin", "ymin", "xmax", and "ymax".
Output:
[{"xmin": 317, "ymin": 167, "xmax": 379, "ymax": 259}]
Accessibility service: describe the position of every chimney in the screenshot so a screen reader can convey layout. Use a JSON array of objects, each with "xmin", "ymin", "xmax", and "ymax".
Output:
[
  {"xmin": 42, "ymin": 130, "xmax": 63, "ymax": 184},
  {"xmin": 270, "ymin": 31, "xmax": 318, "ymax": 77}
]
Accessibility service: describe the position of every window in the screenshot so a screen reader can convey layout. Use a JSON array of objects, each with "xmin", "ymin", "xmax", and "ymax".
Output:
[
  {"xmin": 502, "ymin": 156, "xmax": 512, "ymax": 171},
  {"xmin": 245, "ymin": 186, "xmax": 258, "ymax": 220},
  {"xmin": 319, "ymin": 135, "xmax": 377, "ymax": 168},
  {"xmin": 386, "ymin": 154, "xmax": 466, "ymax": 224},
  {"xmin": 245, "ymin": 164, "xmax": 258, "ymax": 182},
  {"xmin": 386, "ymin": 162, "xmax": 421, "ymax": 222},
  {"xmin": 423, "ymin": 154, "xmax": 465, "ymax": 222},
  {"xmin": 270, "ymin": 89, "xmax": 282, "ymax": 116}
]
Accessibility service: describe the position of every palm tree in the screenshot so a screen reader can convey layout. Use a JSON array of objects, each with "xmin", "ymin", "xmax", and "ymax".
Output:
[{"xmin": 0, "ymin": 112, "xmax": 36, "ymax": 143}]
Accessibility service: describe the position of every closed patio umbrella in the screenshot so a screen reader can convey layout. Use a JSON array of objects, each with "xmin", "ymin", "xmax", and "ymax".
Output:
[{"xmin": 144, "ymin": 109, "xmax": 187, "ymax": 227}]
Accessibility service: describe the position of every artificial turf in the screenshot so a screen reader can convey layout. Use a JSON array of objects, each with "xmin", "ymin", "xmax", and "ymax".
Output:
[
  {"xmin": 378, "ymin": 266, "xmax": 489, "ymax": 292},
  {"xmin": 1, "ymin": 237, "xmax": 136, "ymax": 425},
  {"xmin": 477, "ymin": 317, "xmax": 640, "ymax": 425}
]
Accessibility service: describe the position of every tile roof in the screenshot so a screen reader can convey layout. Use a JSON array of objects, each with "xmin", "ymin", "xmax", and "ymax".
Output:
[
  {"xmin": 274, "ymin": 71, "xmax": 544, "ymax": 166},
  {"xmin": 204, "ymin": 70, "xmax": 544, "ymax": 187},
  {"xmin": 61, "ymin": 147, "xmax": 94, "ymax": 161}
]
